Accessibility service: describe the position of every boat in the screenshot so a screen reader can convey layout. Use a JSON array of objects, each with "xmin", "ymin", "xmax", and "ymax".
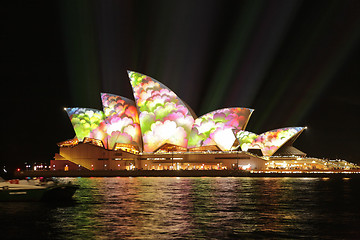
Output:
[{"xmin": 0, "ymin": 177, "xmax": 79, "ymax": 201}]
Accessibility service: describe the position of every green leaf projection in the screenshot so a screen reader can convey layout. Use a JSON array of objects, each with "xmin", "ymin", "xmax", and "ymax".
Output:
[
  {"xmin": 128, "ymin": 71, "xmax": 195, "ymax": 152},
  {"xmin": 65, "ymin": 108, "xmax": 105, "ymax": 141},
  {"xmin": 64, "ymin": 71, "xmax": 306, "ymax": 154},
  {"xmin": 236, "ymin": 131, "xmax": 259, "ymax": 151}
]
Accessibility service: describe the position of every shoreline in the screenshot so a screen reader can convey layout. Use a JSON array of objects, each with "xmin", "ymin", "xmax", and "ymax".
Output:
[{"xmin": 14, "ymin": 170, "xmax": 360, "ymax": 178}]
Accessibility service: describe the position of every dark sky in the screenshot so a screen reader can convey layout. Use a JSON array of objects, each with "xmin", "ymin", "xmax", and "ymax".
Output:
[{"xmin": 1, "ymin": 0, "xmax": 359, "ymax": 170}]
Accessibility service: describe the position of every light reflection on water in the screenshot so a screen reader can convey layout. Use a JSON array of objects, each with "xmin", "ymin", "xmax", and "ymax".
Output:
[{"xmin": 1, "ymin": 177, "xmax": 360, "ymax": 239}]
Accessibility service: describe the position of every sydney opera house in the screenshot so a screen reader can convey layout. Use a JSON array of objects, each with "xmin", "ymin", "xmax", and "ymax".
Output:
[{"xmin": 51, "ymin": 71, "xmax": 356, "ymax": 171}]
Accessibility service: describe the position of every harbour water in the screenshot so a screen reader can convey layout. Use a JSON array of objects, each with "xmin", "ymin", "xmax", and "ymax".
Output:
[{"xmin": 1, "ymin": 177, "xmax": 360, "ymax": 239}]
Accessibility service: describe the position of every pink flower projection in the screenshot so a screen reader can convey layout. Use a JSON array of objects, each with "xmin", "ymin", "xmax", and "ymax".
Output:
[
  {"xmin": 93, "ymin": 93, "xmax": 142, "ymax": 150},
  {"xmin": 248, "ymin": 127, "xmax": 304, "ymax": 156},
  {"xmin": 188, "ymin": 108, "xmax": 253, "ymax": 150},
  {"xmin": 128, "ymin": 71, "xmax": 194, "ymax": 152}
]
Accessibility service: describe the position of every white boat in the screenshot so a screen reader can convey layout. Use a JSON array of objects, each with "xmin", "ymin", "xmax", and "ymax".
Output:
[{"xmin": 0, "ymin": 178, "xmax": 78, "ymax": 201}]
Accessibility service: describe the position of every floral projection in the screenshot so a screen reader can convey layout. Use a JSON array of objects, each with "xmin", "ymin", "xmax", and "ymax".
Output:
[
  {"xmin": 188, "ymin": 108, "xmax": 253, "ymax": 150},
  {"xmin": 93, "ymin": 93, "xmax": 141, "ymax": 150},
  {"xmin": 128, "ymin": 71, "xmax": 194, "ymax": 152},
  {"xmin": 65, "ymin": 108, "xmax": 105, "ymax": 141},
  {"xmin": 248, "ymin": 127, "xmax": 304, "ymax": 156},
  {"xmin": 236, "ymin": 130, "xmax": 259, "ymax": 151},
  {"xmin": 64, "ymin": 71, "xmax": 306, "ymax": 155},
  {"xmin": 65, "ymin": 94, "xmax": 142, "ymax": 150}
]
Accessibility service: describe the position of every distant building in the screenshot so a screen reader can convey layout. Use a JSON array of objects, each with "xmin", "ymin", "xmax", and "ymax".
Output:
[{"xmin": 52, "ymin": 71, "xmax": 357, "ymax": 171}]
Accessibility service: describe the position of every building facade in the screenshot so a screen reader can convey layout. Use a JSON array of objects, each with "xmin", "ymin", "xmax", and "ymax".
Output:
[{"xmin": 52, "ymin": 71, "xmax": 357, "ymax": 171}]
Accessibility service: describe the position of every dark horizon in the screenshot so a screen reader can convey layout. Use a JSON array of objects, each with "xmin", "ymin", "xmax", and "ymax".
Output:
[{"xmin": 1, "ymin": 0, "xmax": 359, "ymax": 170}]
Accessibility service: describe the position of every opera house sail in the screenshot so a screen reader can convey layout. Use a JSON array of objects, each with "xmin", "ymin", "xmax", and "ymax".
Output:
[
  {"xmin": 188, "ymin": 108, "xmax": 253, "ymax": 151},
  {"xmin": 128, "ymin": 71, "xmax": 195, "ymax": 153},
  {"xmin": 53, "ymin": 71, "xmax": 355, "ymax": 171}
]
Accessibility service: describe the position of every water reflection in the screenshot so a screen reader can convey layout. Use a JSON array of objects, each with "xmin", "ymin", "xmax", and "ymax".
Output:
[{"xmin": 1, "ymin": 177, "xmax": 360, "ymax": 239}]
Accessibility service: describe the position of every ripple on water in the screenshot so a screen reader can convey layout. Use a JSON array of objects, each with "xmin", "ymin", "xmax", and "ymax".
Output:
[{"xmin": 1, "ymin": 177, "xmax": 360, "ymax": 239}]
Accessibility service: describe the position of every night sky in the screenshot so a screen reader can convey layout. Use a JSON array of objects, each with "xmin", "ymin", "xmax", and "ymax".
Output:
[{"xmin": 2, "ymin": 0, "xmax": 359, "ymax": 170}]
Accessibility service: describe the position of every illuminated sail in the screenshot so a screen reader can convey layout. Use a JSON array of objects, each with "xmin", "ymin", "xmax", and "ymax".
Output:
[
  {"xmin": 65, "ymin": 108, "xmax": 105, "ymax": 141},
  {"xmin": 128, "ymin": 71, "xmax": 195, "ymax": 152},
  {"xmin": 188, "ymin": 108, "xmax": 253, "ymax": 150},
  {"xmin": 93, "ymin": 93, "xmax": 142, "ymax": 150},
  {"xmin": 236, "ymin": 130, "xmax": 259, "ymax": 151},
  {"xmin": 248, "ymin": 127, "xmax": 304, "ymax": 156}
]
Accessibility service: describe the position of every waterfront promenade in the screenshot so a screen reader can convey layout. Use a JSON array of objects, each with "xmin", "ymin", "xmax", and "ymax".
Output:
[{"xmin": 14, "ymin": 169, "xmax": 360, "ymax": 178}]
